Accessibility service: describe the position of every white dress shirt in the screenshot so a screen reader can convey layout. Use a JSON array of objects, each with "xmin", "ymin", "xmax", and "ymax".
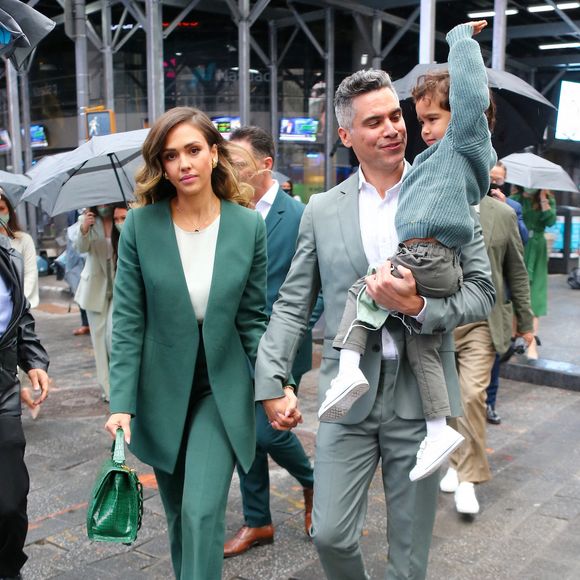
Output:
[
  {"xmin": 357, "ymin": 163, "xmax": 425, "ymax": 359},
  {"xmin": 255, "ymin": 180, "xmax": 280, "ymax": 220}
]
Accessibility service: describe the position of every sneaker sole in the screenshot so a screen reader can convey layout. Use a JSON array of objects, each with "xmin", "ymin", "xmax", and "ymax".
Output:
[
  {"xmin": 409, "ymin": 435, "xmax": 465, "ymax": 482},
  {"xmin": 318, "ymin": 381, "xmax": 370, "ymax": 422}
]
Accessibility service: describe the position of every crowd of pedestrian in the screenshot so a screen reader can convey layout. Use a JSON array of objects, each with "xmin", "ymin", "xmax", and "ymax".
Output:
[{"xmin": 0, "ymin": 16, "xmax": 565, "ymax": 580}]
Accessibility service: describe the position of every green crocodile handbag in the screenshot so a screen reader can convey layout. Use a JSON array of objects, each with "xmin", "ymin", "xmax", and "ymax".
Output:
[{"xmin": 86, "ymin": 428, "xmax": 143, "ymax": 544}]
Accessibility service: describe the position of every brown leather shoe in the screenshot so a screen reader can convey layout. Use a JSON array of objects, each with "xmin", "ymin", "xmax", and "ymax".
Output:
[
  {"xmin": 73, "ymin": 325, "xmax": 90, "ymax": 336},
  {"xmin": 303, "ymin": 487, "xmax": 314, "ymax": 536},
  {"xmin": 223, "ymin": 524, "xmax": 274, "ymax": 558}
]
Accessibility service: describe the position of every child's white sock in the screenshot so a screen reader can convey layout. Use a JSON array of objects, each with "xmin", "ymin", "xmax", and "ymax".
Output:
[
  {"xmin": 338, "ymin": 348, "xmax": 361, "ymax": 375},
  {"xmin": 425, "ymin": 417, "xmax": 447, "ymax": 440}
]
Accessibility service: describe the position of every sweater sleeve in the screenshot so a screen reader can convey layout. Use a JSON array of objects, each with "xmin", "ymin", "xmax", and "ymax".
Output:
[{"xmin": 446, "ymin": 23, "xmax": 491, "ymax": 154}]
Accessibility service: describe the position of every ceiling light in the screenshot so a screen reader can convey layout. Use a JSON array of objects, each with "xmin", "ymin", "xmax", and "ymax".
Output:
[
  {"xmin": 467, "ymin": 9, "xmax": 519, "ymax": 17},
  {"xmin": 539, "ymin": 41, "xmax": 580, "ymax": 49},
  {"xmin": 528, "ymin": 2, "xmax": 580, "ymax": 12}
]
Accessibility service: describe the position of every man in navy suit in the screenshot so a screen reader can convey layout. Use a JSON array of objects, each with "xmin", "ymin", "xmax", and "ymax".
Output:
[
  {"xmin": 224, "ymin": 126, "xmax": 321, "ymax": 557},
  {"xmin": 486, "ymin": 161, "xmax": 528, "ymax": 425}
]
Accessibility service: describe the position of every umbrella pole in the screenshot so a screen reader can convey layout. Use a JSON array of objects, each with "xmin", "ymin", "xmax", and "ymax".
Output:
[{"xmin": 108, "ymin": 153, "xmax": 128, "ymax": 207}]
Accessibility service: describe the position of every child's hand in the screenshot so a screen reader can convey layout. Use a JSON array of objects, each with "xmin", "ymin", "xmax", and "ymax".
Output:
[{"xmin": 469, "ymin": 20, "xmax": 487, "ymax": 36}]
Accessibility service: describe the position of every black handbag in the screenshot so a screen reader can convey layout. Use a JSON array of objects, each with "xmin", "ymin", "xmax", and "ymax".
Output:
[{"xmin": 86, "ymin": 428, "xmax": 143, "ymax": 544}]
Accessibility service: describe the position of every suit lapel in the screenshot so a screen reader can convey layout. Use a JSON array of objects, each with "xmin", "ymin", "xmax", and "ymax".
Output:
[
  {"xmin": 265, "ymin": 189, "xmax": 285, "ymax": 239},
  {"xmin": 479, "ymin": 197, "xmax": 496, "ymax": 246},
  {"xmin": 337, "ymin": 174, "xmax": 368, "ymax": 278}
]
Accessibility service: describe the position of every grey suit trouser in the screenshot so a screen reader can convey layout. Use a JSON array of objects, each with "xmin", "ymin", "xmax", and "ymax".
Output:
[{"xmin": 311, "ymin": 360, "xmax": 440, "ymax": 580}]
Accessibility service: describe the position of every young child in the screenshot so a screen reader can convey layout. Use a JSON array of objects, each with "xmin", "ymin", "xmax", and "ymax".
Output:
[{"xmin": 319, "ymin": 20, "xmax": 497, "ymax": 482}]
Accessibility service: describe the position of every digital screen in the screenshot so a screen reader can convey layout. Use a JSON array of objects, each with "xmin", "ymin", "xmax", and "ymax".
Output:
[
  {"xmin": 30, "ymin": 124, "xmax": 48, "ymax": 148},
  {"xmin": 0, "ymin": 129, "xmax": 11, "ymax": 153},
  {"xmin": 87, "ymin": 110, "xmax": 113, "ymax": 137},
  {"xmin": 211, "ymin": 116, "xmax": 241, "ymax": 139},
  {"xmin": 555, "ymin": 81, "xmax": 580, "ymax": 141},
  {"xmin": 279, "ymin": 118, "xmax": 319, "ymax": 142}
]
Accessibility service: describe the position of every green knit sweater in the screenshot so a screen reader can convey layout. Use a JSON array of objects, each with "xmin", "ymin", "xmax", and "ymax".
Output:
[{"xmin": 395, "ymin": 23, "xmax": 497, "ymax": 249}]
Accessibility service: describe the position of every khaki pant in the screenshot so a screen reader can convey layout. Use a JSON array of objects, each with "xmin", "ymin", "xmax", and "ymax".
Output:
[{"xmin": 450, "ymin": 321, "xmax": 496, "ymax": 484}]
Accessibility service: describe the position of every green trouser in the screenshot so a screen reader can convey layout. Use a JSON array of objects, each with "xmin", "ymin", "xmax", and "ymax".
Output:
[{"xmin": 311, "ymin": 360, "xmax": 440, "ymax": 580}]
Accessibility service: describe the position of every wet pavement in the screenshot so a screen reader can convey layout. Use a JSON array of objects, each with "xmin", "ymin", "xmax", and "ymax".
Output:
[{"xmin": 17, "ymin": 274, "xmax": 580, "ymax": 579}]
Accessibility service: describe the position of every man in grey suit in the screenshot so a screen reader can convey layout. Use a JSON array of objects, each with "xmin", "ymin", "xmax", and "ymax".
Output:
[{"xmin": 255, "ymin": 69, "xmax": 495, "ymax": 579}]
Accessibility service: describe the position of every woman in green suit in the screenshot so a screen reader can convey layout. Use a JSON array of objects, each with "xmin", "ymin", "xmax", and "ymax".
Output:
[
  {"xmin": 511, "ymin": 187, "xmax": 556, "ymax": 359},
  {"xmin": 105, "ymin": 107, "xmax": 268, "ymax": 579}
]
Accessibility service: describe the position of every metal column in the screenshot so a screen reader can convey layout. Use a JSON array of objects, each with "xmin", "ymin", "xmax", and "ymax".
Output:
[
  {"xmin": 371, "ymin": 14, "xmax": 382, "ymax": 69},
  {"xmin": 19, "ymin": 70, "xmax": 37, "ymax": 242},
  {"xmin": 102, "ymin": 0, "xmax": 115, "ymax": 110},
  {"xmin": 74, "ymin": 0, "xmax": 89, "ymax": 144},
  {"xmin": 269, "ymin": 21, "xmax": 278, "ymax": 138},
  {"xmin": 324, "ymin": 7, "xmax": 335, "ymax": 190},
  {"xmin": 146, "ymin": 0, "xmax": 165, "ymax": 123},
  {"xmin": 6, "ymin": 60, "xmax": 27, "ymax": 226},
  {"xmin": 492, "ymin": 0, "xmax": 507, "ymax": 70},
  {"xmin": 238, "ymin": 0, "xmax": 251, "ymax": 125},
  {"xmin": 419, "ymin": 0, "xmax": 436, "ymax": 64}
]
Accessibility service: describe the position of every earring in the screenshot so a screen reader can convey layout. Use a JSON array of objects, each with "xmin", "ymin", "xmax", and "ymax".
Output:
[
  {"xmin": 212, "ymin": 158, "xmax": 218, "ymax": 169},
  {"xmin": 163, "ymin": 172, "xmax": 168, "ymax": 179}
]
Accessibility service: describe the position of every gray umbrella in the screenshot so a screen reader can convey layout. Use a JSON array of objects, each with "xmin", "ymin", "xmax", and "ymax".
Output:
[
  {"xmin": 393, "ymin": 63, "xmax": 557, "ymax": 160},
  {"xmin": 21, "ymin": 129, "xmax": 150, "ymax": 216},
  {"xmin": 0, "ymin": 169, "xmax": 30, "ymax": 203},
  {"xmin": 0, "ymin": 0, "xmax": 55, "ymax": 70},
  {"xmin": 501, "ymin": 153, "xmax": 579, "ymax": 192}
]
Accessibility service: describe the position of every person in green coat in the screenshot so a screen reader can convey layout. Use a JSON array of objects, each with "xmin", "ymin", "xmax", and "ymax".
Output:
[
  {"xmin": 511, "ymin": 187, "xmax": 556, "ymax": 359},
  {"xmin": 105, "ymin": 107, "xmax": 268, "ymax": 580}
]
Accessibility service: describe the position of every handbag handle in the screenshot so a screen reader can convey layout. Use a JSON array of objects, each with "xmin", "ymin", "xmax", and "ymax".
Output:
[{"xmin": 113, "ymin": 428, "xmax": 126, "ymax": 464}]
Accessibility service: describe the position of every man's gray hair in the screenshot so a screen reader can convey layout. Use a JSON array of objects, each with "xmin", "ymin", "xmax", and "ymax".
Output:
[{"xmin": 334, "ymin": 69, "xmax": 398, "ymax": 130}]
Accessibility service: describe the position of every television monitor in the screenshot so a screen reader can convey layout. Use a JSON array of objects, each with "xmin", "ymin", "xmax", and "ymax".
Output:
[
  {"xmin": 211, "ymin": 116, "xmax": 241, "ymax": 139},
  {"xmin": 555, "ymin": 81, "xmax": 580, "ymax": 142},
  {"xmin": 30, "ymin": 124, "xmax": 48, "ymax": 148},
  {"xmin": 279, "ymin": 118, "xmax": 319, "ymax": 142},
  {"xmin": 0, "ymin": 130, "xmax": 11, "ymax": 153}
]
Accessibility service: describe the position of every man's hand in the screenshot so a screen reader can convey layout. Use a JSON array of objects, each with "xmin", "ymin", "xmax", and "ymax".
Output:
[
  {"xmin": 365, "ymin": 261, "xmax": 424, "ymax": 316},
  {"xmin": 516, "ymin": 331, "xmax": 534, "ymax": 347},
  {"xmin": 262, "ymin": 388, "xmax": 303, "ymax": 431},
  {"xmin": 105, "ymin": 413, "xmax": 132, "ymax": 444},
  {"xmin": 489, "ymin": 187, "xmax": 506, "ymax": 203},
  {"xmin": 27, "ymin": 368, "xmax": 49, "ymax": 405}
]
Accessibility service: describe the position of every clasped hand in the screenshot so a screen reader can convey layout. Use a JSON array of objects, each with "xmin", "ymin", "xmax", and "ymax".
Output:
[
  {"xmin": 262, "ymin": 387, "xmax": 303, "ymax": 431},
  {"xmin": 365, "ymin": 260, "xmax": 423, "ymax": 317}
]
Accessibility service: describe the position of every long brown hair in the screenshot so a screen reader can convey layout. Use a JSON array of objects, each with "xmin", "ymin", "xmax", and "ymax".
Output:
[
  {"xmin": 134, "ymin": 107, "xmax": 252, "ymax": 207},
  {"xmin": 0, "ymin": 188, "xmax": 22, "ymax": 239}
]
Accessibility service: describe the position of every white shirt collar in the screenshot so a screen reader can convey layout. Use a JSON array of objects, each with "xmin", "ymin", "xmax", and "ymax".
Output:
[
  {"xmin": 357, "ymin": 162, "xmax": 410, "ymax": 197},
  {"xmin": 255, "ymin": 179, "xmax": 280, "ymax": 219}
]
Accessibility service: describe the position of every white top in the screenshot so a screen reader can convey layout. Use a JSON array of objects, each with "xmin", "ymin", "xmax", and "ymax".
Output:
[
  {"xmin": 10, "ymin": 232, "xmax": 39, "ymax": 308},
  {"xmin": 255, "ymin": 180, "xmax": 280, "ymax": 219},
  {"xmin": 174, "ymin": 216, "xmax": 220, "ymax": 323},
  {"xmin": 357, "ymin": 163, "xmax": 426, "ymax": 359}
]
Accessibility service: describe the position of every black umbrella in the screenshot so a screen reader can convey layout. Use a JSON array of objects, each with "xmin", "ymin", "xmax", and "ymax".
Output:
[
  {"xmin": 393, "ymin": 63, "xmax": 557, "ymax": 162},
  {"xmin": 0, "ymin": 0, "xmax": 55, "ymax": 70}
]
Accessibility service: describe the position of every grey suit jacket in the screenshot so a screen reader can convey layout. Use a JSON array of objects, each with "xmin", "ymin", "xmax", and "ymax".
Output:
[
  {"xmin": 479, "ymin": 196, "xmax": 533, "ymax": 354},
  {"xmin": 255, "ymin": 172, "xmax": 496, "ymax": 424}
]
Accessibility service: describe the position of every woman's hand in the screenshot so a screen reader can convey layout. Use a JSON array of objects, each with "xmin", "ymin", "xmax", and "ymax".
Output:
[
  {"xmin": 105, "ymin": 413, "xmax": 132, "ymax": 444},
  {"xmin": 469, "ymin": 20, "xmax": 487, "ymax": 36},
  {"xmin": 81, "ymin": 210, "xmax": 96, "ymax": 235}
]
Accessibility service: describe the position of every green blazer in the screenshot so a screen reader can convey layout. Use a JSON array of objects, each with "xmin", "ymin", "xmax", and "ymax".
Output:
[
  {"xmin": 255, "ymin": 172, "xmax": 496, "ymax": 423},
  {"xmin": 109, "ymin": 198, "xmax": 268, "ymax": 474},
  {"xmin": 479, "ymin": 196, "xmax": 534, "ymax": 354}
]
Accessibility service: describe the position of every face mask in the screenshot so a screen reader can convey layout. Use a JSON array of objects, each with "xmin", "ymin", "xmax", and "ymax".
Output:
[
  {"xmin": 97, "ymin": 206, "xmax": 113, "ymax": 218},
  {"xmin": 0, "ymin": 213, "xmax": 9, "ymax": 227},
  {"xmin": 115, "ymin": 222, "xmax": 124, "ymax": 233}
]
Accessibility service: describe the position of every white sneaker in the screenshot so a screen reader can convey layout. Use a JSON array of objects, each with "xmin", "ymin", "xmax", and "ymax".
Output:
[
  {"xmin": 454, "ymin": 481, "xmax": 479, "ymax": 514},
  {"xmin": 318, "ymin": 368, "xmax": 369, "ymax": 422},
  {"xmin": 409, "ymin": 426, "xmax": 464, "ymax": 482},
  {"xmin": 439, "ymin": 467, "xmax": 459, "ymax": 493}
]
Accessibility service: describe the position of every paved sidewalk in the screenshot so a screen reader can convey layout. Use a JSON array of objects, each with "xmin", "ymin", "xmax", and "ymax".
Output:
[{"xmin": 17, "ymin": 274, "xmax": 580, "ymax": 579}]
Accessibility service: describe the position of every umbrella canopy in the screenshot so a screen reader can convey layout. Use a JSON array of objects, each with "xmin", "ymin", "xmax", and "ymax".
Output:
[
  {"xmin": 21, "ymin": 129, "xmax": 150, "ymax": 216},
  {"xmin": 500, "ymin": 152, "xmax": 579, "ymax": 192},
  {"xmin": 0, "ymin": 169, "xmax": 30, "ymax": 203},
  {"xmin": 392, "ymin": 63, "xmax": 557, "ymax": 161},
  {"xmin": 0, "ymin": 0, "xmax": 55, "ymax": 70}
]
